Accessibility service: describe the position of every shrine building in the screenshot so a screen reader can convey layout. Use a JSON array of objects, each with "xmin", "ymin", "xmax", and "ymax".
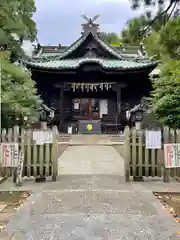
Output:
[{"xmin": 25, "ymin": 15, "xmax": 158, "ymax": 133}]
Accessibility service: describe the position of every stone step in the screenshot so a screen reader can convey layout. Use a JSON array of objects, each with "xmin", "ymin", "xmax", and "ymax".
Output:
[
  {"xmin": 109, "ymin": 135, "xmax": 125, "ymax": 143},
  {"xmin": 57, "ymin": 134, "xmax": 71, "ymax": 143},
  {"xmin": 68, "ymin": 135, "xmax": 112, "ymax": 145}
]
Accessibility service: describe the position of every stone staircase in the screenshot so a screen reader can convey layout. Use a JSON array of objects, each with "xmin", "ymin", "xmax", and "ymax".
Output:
[
  {"xmin": 68, "ymin": 134, "xmax": 112, "ymax": 145},
  {"xmin": 57, "ymin": 134, "xmax": 71, "ymax": 143},
  {"xmin": 108, "ymin": 134, "xmax": 125, "ymax": 144}
]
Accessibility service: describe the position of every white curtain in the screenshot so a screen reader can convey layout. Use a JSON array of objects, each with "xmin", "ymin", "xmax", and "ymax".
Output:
[{"xmin": 99, "ymin": 99, "xmax": 108, "ymax": 118}]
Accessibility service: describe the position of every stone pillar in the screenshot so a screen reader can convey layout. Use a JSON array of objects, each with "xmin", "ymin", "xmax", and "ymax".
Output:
[
  {"xmin": 135, "ymin": 121, "xmax": 142, "ymax": 130},
  {"xmin": 41, "ymin": 121, "xmax": 47, "ymax": 130}
]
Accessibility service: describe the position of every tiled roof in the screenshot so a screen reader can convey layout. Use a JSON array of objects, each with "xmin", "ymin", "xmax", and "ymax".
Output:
[
  {"xmin": 32, "ymin": 33, "xmax": 150, "ymax": 61},
  {"xmin": 29, "ymin": 32, "xmax": 156, "ymax": 70},
  {"xmin": 149, "ymin": 67, "xmax": 161, "ymax": 76},
  {"xmin": 26, "ymin": 57, "xmax": 155, "ymax": 70}
]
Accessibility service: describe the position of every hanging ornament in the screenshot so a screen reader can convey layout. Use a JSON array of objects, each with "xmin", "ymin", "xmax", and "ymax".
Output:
[
  {"xmin": 76, "ymin": 83, "xmax": 80, "ymax": 90},
  {"xmin": 81, "ymin": 83, "xmax": 84, "ymax": 92},
  {"xmin": 72, "ymin": 83, "xmax": 75, "ymax": 92},
  {"xmin": 90, "ymin": 84, "xmax": 93, "ymax": 91},
  {"xmin": 100, "ymin": 83, "xmax": 103, "ymax": 91}
]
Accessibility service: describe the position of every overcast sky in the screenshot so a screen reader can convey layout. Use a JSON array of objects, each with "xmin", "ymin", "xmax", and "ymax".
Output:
[
  {"xmin": 23, "ymin": 0, "xmax": 143, "ymax": 54},
  {"xmin": 34, "ymin": 0, "xmax": 145, "ymax": 45}
]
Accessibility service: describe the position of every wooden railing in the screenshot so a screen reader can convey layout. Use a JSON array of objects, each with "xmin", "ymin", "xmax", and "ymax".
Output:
[
  {"xmin": 124, "ymin": 126, "xmax": 180, "ymax": 182},
  {"xmin": 0, "ymin": 126, "xmax": 59, "ymax": 181}
]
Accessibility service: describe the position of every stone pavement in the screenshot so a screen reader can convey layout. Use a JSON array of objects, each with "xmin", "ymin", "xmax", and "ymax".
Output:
[
  {"xmin": 1, "ymin": 175, "xmax": 179, "ymax": 240},
  {"xmin": 58, "ymin": 145, "xmax": 124, "ymax": 175},
  {"xmin": 1, "ymin": 138, "xmax": 180, "ymax": 239}
]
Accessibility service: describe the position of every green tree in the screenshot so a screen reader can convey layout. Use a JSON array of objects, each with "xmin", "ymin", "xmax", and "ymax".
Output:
[
  {"xmin": 121, "ymin": 16, "xmax": 148, "ymax": 45},
  {"xmin": 0, "ymin": 0, "xmax": 42, "ymax": 127},
  {"xmin": 100, "ymin": 32, "xmax": 122, "ymax": 47},
  {"xmin": 151, "ymin": 60, "xmax": 180, "ymax": 128},
  {"xmin": 144, "ymin": 31, "xmax": 161, "ymax": 59},
  {"xmin": 144, "ymin": 17, "xmax": 180, "ymax": 60},
  {"xmin": 158, "ymin": 17, "xmax": 180, "ymax": 59},
  {"xmin": 0, "ymin": 0, "xmax": 37, "ymax": 61},
  {"xmin": 1, "ymin": 52, "xmax": 42, "ymax": 127},
  {"xmin": 130, "ymin": 0, "xmax": 180, "ymax": 35}
]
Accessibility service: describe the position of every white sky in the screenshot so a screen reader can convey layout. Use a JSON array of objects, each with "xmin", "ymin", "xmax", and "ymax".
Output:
[{"xmin": 23, "ymin": 0, "xmax": 147, "ymax": 54}]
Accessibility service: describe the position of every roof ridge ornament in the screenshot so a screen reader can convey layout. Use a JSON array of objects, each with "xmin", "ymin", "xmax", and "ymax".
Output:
[{"xmin": 81, "ymin": 14, "xmax": 100, "ymax": 36}]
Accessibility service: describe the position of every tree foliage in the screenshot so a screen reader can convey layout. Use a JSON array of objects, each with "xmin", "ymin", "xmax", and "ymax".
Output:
[
  {"xmin": 130, "ymin": 0, "xmax": 180, "ymax": 32},
  {"xmin": 100, "ymin": 32, "xmax": 122, "ymax": 47},
  {"xmin": 0, "ymin": 0, "xmax": 42, "ymax": 127},
  {"xmin": 158, "ymin": 17, "xmax": 180, "ymax": 59},
  {"xmin": 1, "ymin": 52, "xmax": 42, "ymax": 127},
  {"xmin": 151, "ymin": 60, "xmax": 180, "ymax": 128},
  {"xmin": 144, "ymin": 17, "xmax": 180, "ymax": 60},
  {"xmin": 126, "ymin": 1, "xmax": 180, "ymax": 128},
  {"xmin": 0, "ymin": 0, "xmax": 37, "ymax": 61},
  {"xmin": 121, "ymin": 16, "xmax": 148, "ymax": 45}
]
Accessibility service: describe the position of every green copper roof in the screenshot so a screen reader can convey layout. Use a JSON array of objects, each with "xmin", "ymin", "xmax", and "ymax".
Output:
[
  {"xmin": 149, "ymin": 67, "xmax": 161, "ymax": 76},
  {"xmin": 29, "ymin": 28, "xmax": 156, "ymax": 71},
  {"xmin": 26, "ymin": 57, "xmax": 155, "ymax": 70},
  {"xmin": 32, "ymin": 32, "xmax": 151, "ymax": 61}
]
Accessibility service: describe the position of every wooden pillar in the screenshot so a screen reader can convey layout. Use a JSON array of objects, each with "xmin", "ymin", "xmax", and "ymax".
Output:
[
  {"xmin": 117, "ymin": 88, "xmax": 121, "ymax": 115},
  {"xmin": 59, "ymin": 86, "xmax": 64, "ymax": 127},
  {"xmin": 116, "ymin": 87, "xmax": 121, "ymax": 124}
]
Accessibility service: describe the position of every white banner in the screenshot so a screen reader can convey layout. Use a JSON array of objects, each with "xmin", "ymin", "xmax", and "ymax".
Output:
[
  {"xmin": 164, "ymin": 144, "xmax": 180, "ymax": 168},
  {"xmin": 145, "ymin": 130, "xmax": 162, "ymax": 149},
  {"xmin": 0, "ymin": 143, "xmax": 19, "ymax": 167},
  {"xmin": 32, "ymin": 130, "xmax": 53, "ymax": 145}
]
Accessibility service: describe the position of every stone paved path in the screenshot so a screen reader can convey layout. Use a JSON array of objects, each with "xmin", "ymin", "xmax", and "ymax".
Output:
[
  {"xmin": 1, "ymin": 138, "xmax": 180, "ymax": 239},
  {"xmin": 1, "ymin": 175, "xmax": 180, "ymax": 239},
  {"xmin": 3, "ymin": 175, "xmax": 180, "ymax": 240},
  {"xmin": 58, "ymin": 145, "xmax": 124, "ymax": 175}
]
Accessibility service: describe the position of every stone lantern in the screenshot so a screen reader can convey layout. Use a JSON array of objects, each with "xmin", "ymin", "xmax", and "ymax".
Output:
[{"xmin": 130, "ymin": 104, "xmax": 144, "ymax": 130}]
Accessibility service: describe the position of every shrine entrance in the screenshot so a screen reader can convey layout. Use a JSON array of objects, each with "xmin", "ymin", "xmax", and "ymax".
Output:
[
  {"xmin": 73, "ymin": 98, "xmax": 100, "ymax": 119},
  {"xmin": 80, "ymin": 98, "xmax": 100, "ymax": 118}
]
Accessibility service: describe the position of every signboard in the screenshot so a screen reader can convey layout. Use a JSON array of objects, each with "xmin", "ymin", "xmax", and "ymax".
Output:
[
  {"xmin": 68, "ymin": 126, "xmax": 72, "ymax": 135},
  {"xmin": 32, "ymin": 130, "xmax": 53, "ymax": 145},
  {"xmin": 145, "ymin": 130, "xmax": 162, "ymax": 149},
  {"xmin": 0, "ymin": 143, "xmax": 19, "ymax": 167},
  {"xmin": 16, "ymin": 150, "xmax": 24, "ymax": 186},
  {"xmin": 164, "ymin": 144, "xmax": 180, "ymax": 168}
]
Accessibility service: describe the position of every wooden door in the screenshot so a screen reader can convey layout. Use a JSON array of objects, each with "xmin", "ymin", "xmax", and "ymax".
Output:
[{"xmin": 80, "ymin": 98, "xmax": 91, "ymax": 117}]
